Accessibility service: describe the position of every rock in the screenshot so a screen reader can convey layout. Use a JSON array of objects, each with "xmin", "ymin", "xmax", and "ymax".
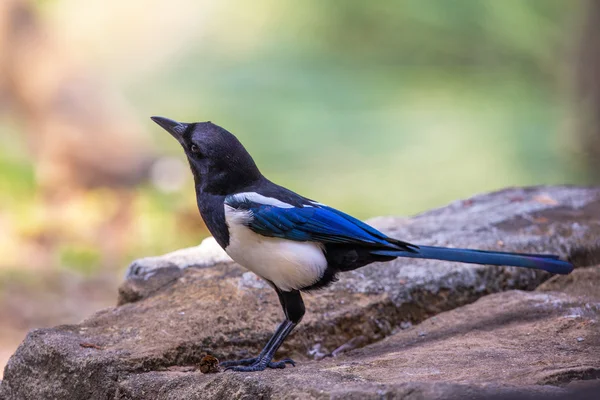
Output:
[
  {"xmin": 2, "ymin": 186, "xmax": 600, "ymax": 399},
  {"xmin": 115, "ymin": 375, "xmax": 570, "ymax": 399},
  {"xmin": 5, "ymin": 290, "xmax": 596, "ymax": 399},
  {"xmin": 118, "ymin": 265, "xmax": 184, "ymax": 306},
  {"xmin": 113, "ymin": 290, "xmax": 600, "ymax": 399},
  {"xmin": 327, "ymin": 290, "xmax": 600, "ymax": 388},
  {"xmin": 537, "ymin": 265, "xmax": 600, "ymax": 301},
  {"xmin": 125, "ymin": 236, "xmax": 232, "ymax": 279}
]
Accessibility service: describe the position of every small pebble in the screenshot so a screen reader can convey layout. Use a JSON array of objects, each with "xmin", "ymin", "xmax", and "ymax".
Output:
[
  {"xmin": 418, "ymin": 331, "xmax": 427, "ymax": 337},
  {"xmin": 577, "ymin": 337, "xmax": 584, "ymax": 342},
  {"xmin": 199, "ymin": 355, "xmax": 220, "ymax": 374}
]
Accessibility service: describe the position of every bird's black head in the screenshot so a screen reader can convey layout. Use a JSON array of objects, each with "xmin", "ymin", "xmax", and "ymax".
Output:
[{"xmin": 151, "ymin": 116, "xmax": 261, "ymax": 195}]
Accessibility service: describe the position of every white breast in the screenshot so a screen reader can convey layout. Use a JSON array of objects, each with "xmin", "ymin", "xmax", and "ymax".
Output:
[{"xmin": 224, "ymin": 204, "xmax": 327, "ymax": 291}]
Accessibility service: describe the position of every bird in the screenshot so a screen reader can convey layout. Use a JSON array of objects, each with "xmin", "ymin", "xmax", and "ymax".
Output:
[{"xmin": 151, "ymin": 116, "xmax": 574, "ymax": 372}]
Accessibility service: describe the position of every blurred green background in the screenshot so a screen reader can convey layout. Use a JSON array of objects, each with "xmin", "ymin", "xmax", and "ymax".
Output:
[{"xmin": 0, "ymin": 0, "xmax": 593, "ymax": 375}]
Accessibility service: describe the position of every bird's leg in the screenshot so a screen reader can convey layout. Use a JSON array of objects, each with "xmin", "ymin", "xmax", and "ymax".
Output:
[
  {"xmin": 221, "ymin": 289, "xmax": 305, "ymax": 372},
  {"xmin": 219, "ymin": 321, "xmax": 295, "ymax": 368}
]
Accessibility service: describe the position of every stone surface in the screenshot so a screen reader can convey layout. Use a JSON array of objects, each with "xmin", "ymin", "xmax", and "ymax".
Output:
[
  {"xmin": 125, "ymin": 236, "xmax": 232, "ymax": 279},
  {"xmin": 114, "ymin": 290, "xmax": 600, "ymax": 399},
  {"xmin": 537, "ymin": 265, "xmax": 600, "ymax": 301},
  {"xmin": 2, "ymin": 186, "xmax": 600, "ymax": 399}
]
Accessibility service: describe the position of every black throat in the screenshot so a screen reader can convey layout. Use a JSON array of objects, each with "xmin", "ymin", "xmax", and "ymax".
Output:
[{"xmin": 196, "ymin": 190, "xmax": 230, "ymax": 248}]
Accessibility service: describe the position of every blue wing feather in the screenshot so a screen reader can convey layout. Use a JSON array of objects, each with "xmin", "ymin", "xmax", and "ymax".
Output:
[
  {"xmin": 223, "ymin": 194, "xmax": 572, "ymax": 275},
  {"xmin": 225, "ymin": 196, "xmax": 407, "ymax": 249},
  {"xmin": 317, "ymin": 204, "xmax": 393, "ymax": 241}
]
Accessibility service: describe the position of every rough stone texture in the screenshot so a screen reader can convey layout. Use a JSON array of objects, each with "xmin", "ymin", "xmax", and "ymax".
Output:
[
  {"xmin": 113, "ymin": 290, "xmax": 600, "ymax": 399},
  {"xmin": 2, "ymin": 186, "xmax": 600, "ymax": 399},
  {"xmin": 125, "ymin": 237, "xmax": 232, "ymax": 279},
  {"xmin": 537, "ymin": 265, "xmax": 600, "ymax": 301}
]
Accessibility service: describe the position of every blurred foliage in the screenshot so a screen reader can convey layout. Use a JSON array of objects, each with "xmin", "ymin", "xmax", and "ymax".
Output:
[
  {"xmin": 131, "ymin": 0, "xmax": 583, "ymax": 216},
  {"xmin": 59, "ymin": 245, "xmax": 102, "ymax": 275},
  {"xmin": 0, "ymin": 0, "xmax": 587, "ymax": 276},
  {"xmin": 310, "ymin": 0, "xmax": 569, "ymax": 75}
]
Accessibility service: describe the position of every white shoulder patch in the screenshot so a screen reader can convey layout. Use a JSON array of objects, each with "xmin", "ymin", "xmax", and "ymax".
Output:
[
  {"xmin": 224, "ymin": 204, "xmax": 253, "ymax": 225},
  {"xmin": 228, "ymin": 192, "xmax": 294, "ymax": 208}
]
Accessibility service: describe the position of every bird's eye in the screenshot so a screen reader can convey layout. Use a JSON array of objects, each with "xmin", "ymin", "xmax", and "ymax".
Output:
[{"xmin": 190, "ymin": 144, "xmax": 201, "ymax": 154}]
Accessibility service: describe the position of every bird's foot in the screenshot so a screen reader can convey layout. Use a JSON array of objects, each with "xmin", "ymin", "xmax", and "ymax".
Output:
[
  {"xmin": 219, "ymin": 357, "xmax": 259, "ymax": 367},
  {"xmin": 221, "ymin": 357, "xmax": 295, "ymax": 372}
]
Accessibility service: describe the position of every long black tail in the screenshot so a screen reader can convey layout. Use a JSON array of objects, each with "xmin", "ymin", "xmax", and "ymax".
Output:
[{"xmin": 371, "ymin": 246, "xmax": 573, "ymax": 275}]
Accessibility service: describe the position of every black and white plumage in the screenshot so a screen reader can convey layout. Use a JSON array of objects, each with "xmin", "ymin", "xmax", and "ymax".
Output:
[
  {"xmin": 223, "ymin": 192, "xmax": 416, "ymax": 291},
  {"xmin": 151, "ymin": 116, "xmax": 574, "ymax": 373}
]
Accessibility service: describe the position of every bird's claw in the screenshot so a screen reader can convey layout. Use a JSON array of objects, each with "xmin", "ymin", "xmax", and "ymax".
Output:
[{"xmin": 221, "ymin": 358, "xmax": 295, "ymax": 372}]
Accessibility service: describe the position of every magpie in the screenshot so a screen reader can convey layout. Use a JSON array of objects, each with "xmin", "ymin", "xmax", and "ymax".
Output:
[{"xmin": 151, "ymin": 116, "xmax": 574, "ymax": 373}]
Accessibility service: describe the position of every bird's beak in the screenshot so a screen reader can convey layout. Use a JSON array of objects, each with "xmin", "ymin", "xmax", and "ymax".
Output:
[{"xmin": 151, "ymin": 116, "xmax": 187, "ymax": 141}]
